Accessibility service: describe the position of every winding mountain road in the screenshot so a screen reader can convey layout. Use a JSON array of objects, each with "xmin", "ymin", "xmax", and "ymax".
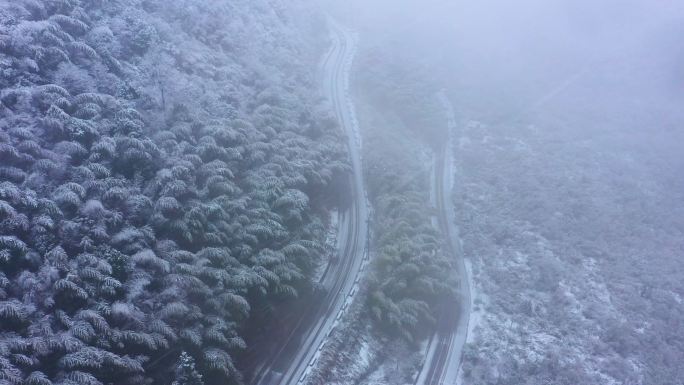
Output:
[
  {"xmin": 415, "ymin": 94, "xmax": 471, "ymax": 385},
  {"xmin": 250, "ymin": 20, "xmax": 369, "ymax": 385}
]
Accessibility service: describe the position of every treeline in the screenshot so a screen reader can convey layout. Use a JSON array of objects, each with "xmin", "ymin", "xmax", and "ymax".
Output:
[
  {"xmin": 354, "ymin": 41, "xmax": 456, "ymax": 343},
  {"xmin": 356, "ymin": 59, "xmax": 456, "ymax": 343},
  {"xmin": 363, "ymin": 133, "xmax": 456, "ymax": 343},
  {"xmin": 0, "ymin": 1, "xmax": 347, "ymax": 384}
]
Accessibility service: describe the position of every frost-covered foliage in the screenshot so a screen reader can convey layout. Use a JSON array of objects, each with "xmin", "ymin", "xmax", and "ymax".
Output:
[
  {"xmin": 366, "ymin": 178, "xmax": 455, "ymax": 343},
  {"xmin": 345, "ymin": 39, "xmax": 459, "ymax": 345},
  {"xmin": 351, "ymin": 48, "xmax": 456, "ymax": 344},
  {"xmin": 456, "ymin": 118, "xmax": 684, "ymax": 385},
  {"xmin": 173, "ymin": 351, "xmax": 204, "ymax": 385},
  {"xmin": 307, "ymin": 61, "xmax": 458, "ymax": 384},
  {"xmin": 0, "ymin": 0, "xmax": 347, "ymax": 384},
  {"xmin": 360, "ymin": 100, "xmax": 456, "ymax": 343}
]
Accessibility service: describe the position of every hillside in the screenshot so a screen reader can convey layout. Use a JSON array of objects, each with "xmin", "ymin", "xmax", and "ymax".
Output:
[{"xmin": 0, "ymin": 1, "xmax": 348, "ymax": 384}]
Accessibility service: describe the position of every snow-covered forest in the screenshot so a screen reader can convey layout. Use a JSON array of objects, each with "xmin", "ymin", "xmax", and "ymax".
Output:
[
  {"xmin": 0, "ymin": 1, "xmax": 349, "ymax": 384},
  {"xmin": 3, "ymin": 0, "xmax": 684, "ymax": 384}
]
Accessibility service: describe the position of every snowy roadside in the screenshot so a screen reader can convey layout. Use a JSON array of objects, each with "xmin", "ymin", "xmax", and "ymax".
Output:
[
  {"xmin": 312, "ymin": 209, "xmax": 339, "ymax": 284},
  {"xmin": 456, "ymin": 258, "xmax": 487, "ymax": 385}
]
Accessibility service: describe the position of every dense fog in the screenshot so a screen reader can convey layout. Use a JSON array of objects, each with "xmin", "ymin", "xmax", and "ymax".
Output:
[
  {"xmin": 330, "ymin": 0, "xmax": 684, "ymax": 116},
  {"xmin": 322, "ymin": 0, "xmax": 684, "ymax": 383}
]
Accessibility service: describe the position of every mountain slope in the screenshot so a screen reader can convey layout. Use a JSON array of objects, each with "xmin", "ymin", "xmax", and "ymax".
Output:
[{"xmin": 0, "ymin": 1, "xmax": 347, "ymax": 384}]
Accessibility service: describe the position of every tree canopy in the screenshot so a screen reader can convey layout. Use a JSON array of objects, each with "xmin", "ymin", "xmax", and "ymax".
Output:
[{"xmin": 0, "ymin": 0, "xmax": 346, "ymax": 384}]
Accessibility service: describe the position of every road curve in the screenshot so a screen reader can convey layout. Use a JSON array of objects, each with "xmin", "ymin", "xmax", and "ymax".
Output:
[
  {"xmin": 415, "ymin": 93, "xmax": 471, "ymax": 385},
  {"xmin": 250, "ymin": 19, "xmax": 369, "ymax": 385}
]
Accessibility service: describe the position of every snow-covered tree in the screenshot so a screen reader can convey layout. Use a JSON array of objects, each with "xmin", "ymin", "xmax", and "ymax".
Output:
[
  {"xmin": 0, "ymin": 0, "xmax": 347, "ymax": 383},
  {"xmin": 172, "ymin": 351, "xmax": 204, "ymax": 385}
]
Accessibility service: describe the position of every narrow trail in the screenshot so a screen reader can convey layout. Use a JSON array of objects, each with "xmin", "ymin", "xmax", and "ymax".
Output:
[
  {"xmin": 415, "ymin": 93, "xmax": 471, "ymax": 385},
  {"xmin": 250, "ymin": 19, "xmax": 369, "ymax": 385}
]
